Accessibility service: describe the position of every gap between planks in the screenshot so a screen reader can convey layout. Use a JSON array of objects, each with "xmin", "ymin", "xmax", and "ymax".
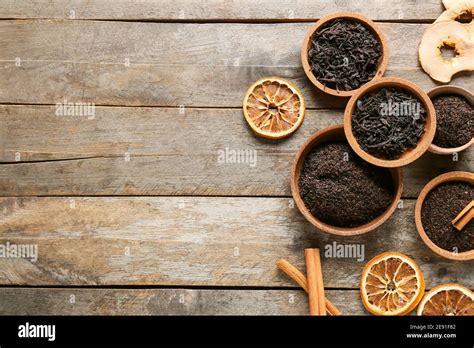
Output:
[
  {"xmin": 0, "ymin": 18, "xmax": 436, "ymax": 24},
  {"xmin": 0, "ymin": 0, "xmax": 445, "ymax": 22},
  {"xmin": 0, "ymin": 284, "xmax": 355, "ymax": 291}
]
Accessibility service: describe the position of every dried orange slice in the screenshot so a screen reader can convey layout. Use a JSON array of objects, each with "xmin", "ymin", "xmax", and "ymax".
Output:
[
  {"xmin": 360, "ymin": 252, "xmax": 425, "ymax": 316},
  {"xmin": 417, "ymin": 283, "xmax": 474, "ymax": 316},
  {"xmin": 243, "ymin": 77, "xmax": 305, "ymax": 139}
]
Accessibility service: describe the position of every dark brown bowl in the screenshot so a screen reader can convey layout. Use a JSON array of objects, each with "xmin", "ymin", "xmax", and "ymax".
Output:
[
  {"xmin": 301, "ymin": 12, "xmax": 388, "ymax": 98},
  {"xmin": 290, "ymin": 124, "xmax": 403, "ymax": 236}
]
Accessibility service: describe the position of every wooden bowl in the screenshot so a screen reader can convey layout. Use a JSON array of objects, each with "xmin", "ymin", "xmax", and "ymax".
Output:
[
  {"xmin": 415, "ymin": 171, "xmax": 474, "ymax": 261},
  {"xmin": 344, "ymin": 77, "xmax": 436, "ymax": 168},
  {"xmin": 301, "ymin": 12, "xmax": 388, "ymax": 98},
  {"xmin": 290, "ymin": 124, "xmax": 403, "ymax": 236},
  {"xmin": 427, "ymin": 85, "xmax": 474, "ymax": 155}
]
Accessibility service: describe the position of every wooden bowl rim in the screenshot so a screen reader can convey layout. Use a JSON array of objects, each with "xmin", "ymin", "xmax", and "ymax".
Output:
[
  {"xmin": 301, "ymin": 11, "xmax": 388, "ymax": 98},
  {"xmin": 427, "ymin": 85, "xmax": 474, "ymax": 155},
  {"xmin": 343, "ymin": 77, "xmax": 437, "ymax": 168},
  {"xmin": 290, "ymin": 124, "xmax": 403, "ymax": 236},
  {"xmin": 414, "ymin": 171, "xmax": 474, "ymax": 261}
]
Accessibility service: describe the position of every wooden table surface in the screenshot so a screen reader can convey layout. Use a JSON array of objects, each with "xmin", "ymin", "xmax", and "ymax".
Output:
[{"xmin": 0, "ymin": 0, "xmax": 472, "ymax": 315}]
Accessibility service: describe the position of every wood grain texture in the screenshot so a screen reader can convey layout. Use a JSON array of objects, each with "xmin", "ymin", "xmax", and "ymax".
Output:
[
  {"xmin": 1, "ymin": 197, "xmax": 472, "ymax": 288},
  {"xmin": 0, "ymin": 288, "xmax": 364, "ymax": 315},
  {"xmin": 1, "ymin": 105, "xmax": 471, "ymax": 197},
  {"xmin": 0, "ymin": 20, "xmax": 471, "ymax": 108},
  {"xmin": 0, "ymin": 4, "xmax": 471, "ymax": 317},
  {"xmin": 0, "ymin": 0, "xmax": 444, "ymax": 21}
]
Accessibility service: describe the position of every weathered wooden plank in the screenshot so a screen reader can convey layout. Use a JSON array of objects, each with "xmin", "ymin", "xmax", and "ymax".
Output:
[
  {"xmin": 0, "ymin": 21, "xmax": 470, "ymax": 108},
  {"xmin": 0, "ymin": 106, "xmax": 471, "ymax": 197},
  {"xmin": 0, "ymin": 197, "xmax": 472, "ymax": 288},
  {"xmin": 0, "ymin": 0, "xmax": 444, "ymax": 21},
  {"xmin": 0, "ymin": 288, "xmax": 364, "ymax": 315}
]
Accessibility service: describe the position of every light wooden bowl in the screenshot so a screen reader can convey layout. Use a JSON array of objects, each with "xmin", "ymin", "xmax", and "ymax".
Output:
[
  {"xmin": 344, "ymin": 77, "xmax": 436, "ymax": 168},
  {"xmin": 301, "ymin": 12, "xmax": 388, "ymax": 98},
  {"xmin": 415, "ymin": 171, "xmax": 474, "ymax": 261},
  {"xmin": 427, "ymin": 85, "xmax": 473, "ymax": 155},
  {"xmin": 290, "ymin": 124, "xmax": 403, "ymax": 236}
]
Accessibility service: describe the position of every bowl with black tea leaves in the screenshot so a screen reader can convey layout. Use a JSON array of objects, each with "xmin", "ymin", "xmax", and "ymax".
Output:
[
  {"xmin": 427, "ymin": 85, "xmax": 473, "ymax": 155},
  {"xmin": 290, "ymin": 124, "xmax": 403, "ymax": 236},
  {"xmin": 415, "ymin": 171, "xmax": 474, "ymax": 261},
  {"xmin": 301, "ymin": 12, "xmax": 388, "ymax": 98},
  {"xmin": 344, "ymin": 77, "xmax": 436, "ymax": 168}
]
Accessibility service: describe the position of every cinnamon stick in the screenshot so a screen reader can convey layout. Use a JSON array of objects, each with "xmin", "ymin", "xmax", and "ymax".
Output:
[
  {"xmin": 452, "ymin": 200, "xmax": 474, "ymax": 231},
  {"xmin": 276, "ymin": 259, "xmax": 341, "ymax": 315},
  {"xmin": 304, "ymin": 250, "xmax": 319, "ymax": 315},
  {"xmin": 305, "ymin": 248, "xmax": 325, "ymax": 315},
  {"xmin": 323, "ymin": 292, "xmax": 342, "ymax": 316},
  {"xmin": 276, "ymin": 259, "xmax": 308, "ymax": 291},
  {"xmin": 313, "ymin": 249, "xmax": 326, "ymax": 315}
]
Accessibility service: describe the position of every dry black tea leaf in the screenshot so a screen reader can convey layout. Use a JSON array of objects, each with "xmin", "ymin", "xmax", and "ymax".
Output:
[
  {"xmin": 352, "ymin": 87, "xmax": 426, "ymax": 159},
  {"xmin": 432, "ymin": 94, "xmax": 473, "ymax": 148},
  {"xmin": 298, "ymin": 142, "xmax": 394, "ymax": 228},
  {"xmin": 308, "ymin": 19, "xmax": 382, "ymax": 91},
  {"xmin": 421, "ymin": 182, "xmax": 474, "ymax": 253}
]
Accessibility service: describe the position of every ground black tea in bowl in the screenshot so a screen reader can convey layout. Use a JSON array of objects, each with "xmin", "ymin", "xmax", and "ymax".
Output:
[
  {"xmin": 432, "ymin": 94, "xmax": 473, "ymax": 148},
  {"xmin": 308, "ymin": 19, "xmax": 383, "ymax": 91},
  {"xmin": 421, "ymin": 182, "xmax": 474, "ymax": 253},
  {"xmin": 352, "ymin": 87, "xmax": 427, "ymax": 159},
  {"xmin": 298, "ymin": 142, "xmax": 394, "ymax": 228}
]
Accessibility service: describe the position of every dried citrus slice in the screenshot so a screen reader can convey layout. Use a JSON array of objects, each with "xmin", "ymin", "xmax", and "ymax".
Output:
[
  {"xmin": 417, "ymin": 283, "xmax": 474, "ymax": 316},
  {"xmin": 360, "ymin": 252, "xmax": 425, "ymax": 316},
  {"xmin": 243, "ymin": 77, "xmax": 305, "ymax": 139}
]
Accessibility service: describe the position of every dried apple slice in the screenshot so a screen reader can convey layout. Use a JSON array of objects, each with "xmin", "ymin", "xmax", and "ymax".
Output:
[
  {"xmin": 360, "ymin": 252, "xmax": 425, "ymax": 316},
  {"xmin": 417, "ymin": 283, "xmax": 474, "ymax": 316},
  {"xmin": 243, "ymin": 77, "xmax": 305, "ymax": 139},
  {"xmin": 419, "ymin": 21, "xmax": 474, "ymax": 83},
  {"xmin": 443, "ymin": 0, "xmax": 473, "ymax": 9},
  {"xmin": 438, "ymin": 0, "xmax": 474, "ymax": 30},
  {"xmin": 443, "ymin": 0, "xmax": 464, "ymax": 8}
]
